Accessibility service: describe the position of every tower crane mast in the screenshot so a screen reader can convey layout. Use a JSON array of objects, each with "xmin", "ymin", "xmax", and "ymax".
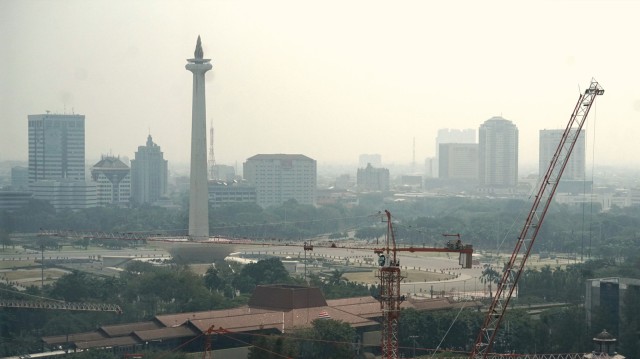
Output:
[
  {"xmin": 376, "ymin": 211, "xmax": 473, "ymax": 359},
  {"xmin": 471, "ymin": 79, "xmax": 604, "ymax": 358},
  {"xmin": 377, "ymin": 210, "xmax": 404, "ymax": 359}
]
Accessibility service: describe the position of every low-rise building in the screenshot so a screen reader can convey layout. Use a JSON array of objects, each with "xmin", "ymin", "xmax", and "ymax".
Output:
[{"xmin": 30, "ymin": 180, "xmax": 97, "ymax": 210}]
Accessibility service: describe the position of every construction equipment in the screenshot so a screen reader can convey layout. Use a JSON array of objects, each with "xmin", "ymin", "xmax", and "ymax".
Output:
[
  {"xmin": 376, "ymin": 210, "xmax": 405, "ymax": 359},
  {"xmin": 375, "ymin": 210, "xmax": 473, "ymax": 359},
  {"xmin": 470, "ymin": 79, "xmax": 604, "ymax": 358},
  {"xmin": 0, "ymin": 299, "xmax": 122, "ymax": 313}
]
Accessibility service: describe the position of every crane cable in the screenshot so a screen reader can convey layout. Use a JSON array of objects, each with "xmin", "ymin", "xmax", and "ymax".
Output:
[
  {"xmin": 0, "ymin": 286, "xmax": 65, "ymax": 303},
  {"xmin": 430, "ymin": 301, "xmax": 468, "ymax": 358}
]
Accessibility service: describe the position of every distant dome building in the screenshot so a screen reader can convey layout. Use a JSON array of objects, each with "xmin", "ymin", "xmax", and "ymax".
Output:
[{"xmin": 91, "ymin": 156, "xmax": 131, "ymax": 207}]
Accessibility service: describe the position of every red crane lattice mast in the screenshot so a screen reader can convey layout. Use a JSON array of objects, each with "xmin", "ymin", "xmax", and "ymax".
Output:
[
  {"xmin": 471, "ymin": 79, "xmax": 604, "ymax": 358},
  {"xmin": 375, "ymin": 211, "xmax": 474, "ymax": 359},
  {"xmin": 376, "ymin": 210, "xmax": 405, "ymax": 359}
]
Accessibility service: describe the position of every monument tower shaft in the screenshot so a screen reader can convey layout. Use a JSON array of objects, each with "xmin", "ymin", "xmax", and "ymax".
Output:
[{"xmin": 186, "ymin": 36, "xmax": 212, "ymax": 240}]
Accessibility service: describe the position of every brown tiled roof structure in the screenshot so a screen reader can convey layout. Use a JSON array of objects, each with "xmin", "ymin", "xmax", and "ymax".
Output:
[
  {"xmin": 132, "ymin": 326, "xmax": 199, "ymax": 342},
  {"xmin": 42, "ymin": 331, "xmax": 108, "ymax": 346},
  {"xmin": 74, "ymin": 336, "xmax": 141, "ymax": 350},
  {"xmin": 99, "ymin": 321, "xmax": 163, "ymax": 337},
  {"xmin": 42, "ymin": 285, "xmax": 474, "ymax": 353},
  {"xmin": 247, "ymin": 285, "xmax": 327, "ymax": 309}
]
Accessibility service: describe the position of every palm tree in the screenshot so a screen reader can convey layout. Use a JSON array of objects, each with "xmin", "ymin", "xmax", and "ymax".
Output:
[
  {"xmin": 480, "ymin": 264, "xmax": 501, "ymax": 298},
  {"xmin": 327, "ymin": 269, "xmax": 347, "ymax": 286}
]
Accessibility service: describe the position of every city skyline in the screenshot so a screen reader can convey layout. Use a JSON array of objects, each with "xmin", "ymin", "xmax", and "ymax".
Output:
[{"xmin": 2, "ymin": 1, "xmax": 640, "ymax": 169}]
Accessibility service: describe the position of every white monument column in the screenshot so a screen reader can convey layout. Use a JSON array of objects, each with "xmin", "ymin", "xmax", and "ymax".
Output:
[{"xmin": 186, "ymin": 36, "xmax": 211, "ymax": 240}]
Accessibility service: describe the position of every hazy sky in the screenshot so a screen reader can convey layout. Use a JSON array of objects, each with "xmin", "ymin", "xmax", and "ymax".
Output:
[{"xmin": 2, "ymin": 0, "xmax": 640, "ymax": 172}]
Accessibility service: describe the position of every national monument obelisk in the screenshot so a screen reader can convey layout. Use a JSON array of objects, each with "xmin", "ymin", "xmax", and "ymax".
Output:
[{"xmin": 186, "ymin": 36, "xmax": 211, "ymax": 241}]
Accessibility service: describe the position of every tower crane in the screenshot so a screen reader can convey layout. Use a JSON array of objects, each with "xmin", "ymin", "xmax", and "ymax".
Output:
[
  {"xmin": 470, "ymin": 79, "xmax": 604, "ymax": 359},
  {"xmin": 376, "ymin": 210, "xmax": 405, "ymax": 359},
  {"xmin": 375, "ymin": 210, "xmax": 473, "ymax": 359}
]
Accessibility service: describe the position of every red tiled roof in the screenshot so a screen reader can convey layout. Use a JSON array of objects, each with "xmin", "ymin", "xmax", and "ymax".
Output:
[
  {"xmin": 74, "ymin": 336, "xmax": 140, "ymax": 350},
  {"xmin": 248, "ymin": 285, "xmax": 327, "ymax": 310},
  {"xmin": 42, "ymin": 331, "xmax": 107, "ymax": 346},
  {"xmin": 190, "ymin": 312, "xmax": 287, "ymax": 333},
  {"xmin": 155, "ymin": 307, "xmax": 271, "ymax": 327},
  {"xmin": 99, "ymin": 321, "xmax": 163, "ymax": 337},
  {"xmin": 133, "ymin": 326, "xmax": 199, "ymax": 341}
]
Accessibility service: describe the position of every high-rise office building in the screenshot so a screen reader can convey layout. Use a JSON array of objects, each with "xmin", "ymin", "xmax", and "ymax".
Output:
[
  {"xmin": 91, "ymin": 156, "xmax": 131, "ymax": 207},
  {"xmin": 357, "ymin": 163, "xmax": 390, "ymax": 192},
  {"xmin": 539, "ymin": 129, "xmax": 585, "ymax": 180},
  {"xmin": 130, "ymin": 135, "xmax": 168, "ymax": 204},
  {"xmin": 243, "ymin": 154, "xmax": 316, "ymax": 208},
  {"xmin": 438, "ymin": 143, "xmax": 478, "ymax": 180},
  {"xmin": 434, "ymin": 128, "xmax": 476, "ymax": 177},
  {"xmin": 478, "ymin": 116, "xmax": 518, "ymax": 188},
  {"xmin": 28, "ymin": 113, "xmax": 85, "ymax": 182}
]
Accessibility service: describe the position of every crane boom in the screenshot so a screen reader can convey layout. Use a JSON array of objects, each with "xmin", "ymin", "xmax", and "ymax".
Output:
[
  {"xmin": 471, "ymin": 79, "xmax": 604, "ymax": 358},
  {"xmin": 0, "ymin": 299, "xmax": 122, "ymax": 313}
]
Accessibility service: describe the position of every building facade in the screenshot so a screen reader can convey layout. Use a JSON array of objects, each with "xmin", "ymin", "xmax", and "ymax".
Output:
[
  {"xmin": 539, "ymin": 129, "xmax": 585, "ymax": 180},
  {"xmin": 28, "ymin": 113, "xmax": 86, "ymax": 183},
  {"xmin": 438, "ymin": 143, "xmax": 479, "ymax": 180},
  {"xmin": 11, "ymin": 166, "xmax": 29, "ymax": 190},
  {"xmin": 208, "ymin": 180, "xmax": 257, "ymax": 208},
  {"xmin": 243, "ymin": 154, "xmax": 316, "ymax": 208},
  {"xmin": 90, "ymin": 156, "xmax": 131, "ymax": 207},
  {"xmin": 130, "ymin": 135, "xmax": 168, "ymax": 205},
  {"xmin": 478, "ymin": 117, "xmax": 518, "ymax": 189},
  {"xmin": 0, "ymin": 191, "xmax": 33, "ymax": 211},
  {"xmin": 434, "ymin": 128, "xmax": 476, "ymax": 177},
  {"xmin": 29, "ymin": 180, "xmax": 97, "ymax": 209},
  {"xmin": 212, "ymin": 164, "xmax": 236, "ymax": 182},
  {"xmin": 585, "ymin": 277, "xmax": 640, "ymax": 335},
  {"xmin": 357, "ymin": 163, "xmax": 390, "ymax": 192}
]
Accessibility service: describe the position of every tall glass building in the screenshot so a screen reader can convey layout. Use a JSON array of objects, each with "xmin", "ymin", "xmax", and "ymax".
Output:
[{"xmin": 28, "ymin": 113, "xmax": 86, "ymax": 182}]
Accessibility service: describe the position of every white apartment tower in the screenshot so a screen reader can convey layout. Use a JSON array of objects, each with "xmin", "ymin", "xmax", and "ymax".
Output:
[
  {"xmin": 28, "ymin": 113, "xmax": 85, "ymax": 182},
  {"xmin": 478, "ymin": 117, "xmax": 518, "ymax": 188},
  {"xmin": 243, "ymin": 154, "xmax": 317, "ymax": 208},
  {"xmin": 539, "ymin": 129, "xmax": 585, "ymax": 180}
]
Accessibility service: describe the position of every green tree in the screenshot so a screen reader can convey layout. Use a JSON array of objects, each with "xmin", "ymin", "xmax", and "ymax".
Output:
[
  {"xmin": 0, "ymin": 230, "xmax": 12, "ymax": 250},
  {"xmin": 234, "ymin": 258, "xmax": 291, "ymax": 293},
  {"xmin": 480, "ymin": 265, "xmax": 500, "ymax": 299}
]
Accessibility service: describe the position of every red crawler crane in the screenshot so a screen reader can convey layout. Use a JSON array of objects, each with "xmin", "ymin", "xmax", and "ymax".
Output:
[{"xmin": 470, "ymin": 79, "xmax": 604, "ymax": 359}]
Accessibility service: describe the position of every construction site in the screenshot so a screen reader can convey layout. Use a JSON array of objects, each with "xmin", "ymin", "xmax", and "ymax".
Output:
[{"xmin": 2, "ymin": 80, "xmax": 629, "ymax": 359}]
